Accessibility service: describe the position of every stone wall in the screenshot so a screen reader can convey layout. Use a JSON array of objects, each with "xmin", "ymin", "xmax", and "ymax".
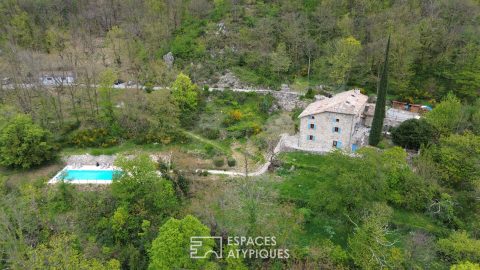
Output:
[
  {"xmin": 271, "ymin": 91, "xmax": 309, "ymax": 111},
  {"xmin": 299, "ymin": 112, "xmax": 356, "ymax": 151}
]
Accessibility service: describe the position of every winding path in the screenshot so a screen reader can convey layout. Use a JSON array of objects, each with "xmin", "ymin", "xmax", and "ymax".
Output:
[{"xmin": 198, "ymin": 134, "xmax": 286, "ymax": 177}]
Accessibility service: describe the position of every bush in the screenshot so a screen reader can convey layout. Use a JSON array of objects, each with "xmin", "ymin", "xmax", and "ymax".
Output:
[
  {"xmin": 70, "ymin": 128, "xmax": 119, "ymax": 148},
  {"xmin": 204, "ymin": 144, "xmax": 219, "ymax": 157},
  {"xmin": 438, "ymin": 231, "xmax": 480, "ymax": 263},
  {"xmin": 0, "ymin": 115, "xmax": 57, "ymax": 168},
  {"xmin": 392, "ymin": 119, "xmax": 437, "ymax": 150},
  {"xmin": 304, "ymin": 88, "xmax": 316, "ymax": 99},
  {"xmin": 227, "ymin": 157, "xmax": 236, "ymax": 167},
  {"xmin": 198, "ymin": 170, "xmax": 209, "ymax": 176},
  {"xmin": 213, "ymin": 157, "xmax": 225, "ymax": 167},
  {"xmin": 230, "ymin": 110, "xmax": 243, "ymax": 121},
  {"xmin": 259, "ymin": 94, "xmax": 275, "ymax": 114},
  {"xmin": 202, "ymin": 128, "xmax": 220, "ymax": 140}
]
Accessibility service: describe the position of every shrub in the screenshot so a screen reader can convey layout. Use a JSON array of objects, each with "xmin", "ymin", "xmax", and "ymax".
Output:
[
  {"xmin": 392, "ymin": 119, "xmax": 437, "ymax": 150},
  {"xmin": 202, "ymin": 128, "xmax": 220, "ymax": 140},
  {"xmin": 198, "ymin": 170, "xmax": 209, "ymax": 176},
  {"xmin": 304, "ymin": 88, "xmax": 315, "ymax": 99},
  {"xmin": 213, "ymin": 157, "xmax": 225, "ymax": 167},
  {"xmin": 230, "ymin": 110, "xmax": 243, "ymax": 121},
  {"xmin": 70, "ymin": 128, "xmax": 119, "ymax": 148},
  {"xmin": 438, "ymin": 231, "xmax": 480, "ymax": 263},
  {"xmin": 227, "ymin": 157, "xmax": 236, "ymax": 167},
  {"xmin": 259, "ymin": 93, "xmax": 275, "ymax": 114},
  {"xmin": 204, "ymin": 145, "xmax": 219, "ymax": 157},
  {"xmin": 0, "ymin": 115, "xmax": 57, "ymax": 168}
]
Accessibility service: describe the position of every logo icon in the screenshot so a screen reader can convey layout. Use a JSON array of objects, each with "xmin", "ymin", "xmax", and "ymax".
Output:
[{"xmin": 190, "ymin": 236, "xmax": 223, "ymax": 259}]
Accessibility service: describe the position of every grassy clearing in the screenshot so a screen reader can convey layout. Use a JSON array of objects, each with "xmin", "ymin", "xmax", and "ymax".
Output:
[
  {"xmin": 0, "ymin": 161, "xmax": 64, "ymax": 187},
  {"xmin": 392, "ymin": 209, "xmax": 447, "ymax": 235},
  {"xmin": 180, "ymin": 129, "xmax": 231, "ymax": 155}
]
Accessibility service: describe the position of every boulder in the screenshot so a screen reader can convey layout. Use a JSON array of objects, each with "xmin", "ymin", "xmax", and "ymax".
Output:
[{"xmin": 163, "ymin": 52, "xmax": 174, "ymax": 68}]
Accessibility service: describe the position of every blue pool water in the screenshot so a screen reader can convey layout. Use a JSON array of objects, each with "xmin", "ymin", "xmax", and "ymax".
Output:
[{"xmin": 64, "ymin": 170, "xmax": 119, "ymax": 181}]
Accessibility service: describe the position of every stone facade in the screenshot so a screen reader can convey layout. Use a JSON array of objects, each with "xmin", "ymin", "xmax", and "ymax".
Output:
[
  {"xmin": 297, "ymin": 90, "xmax": 372, "ymax": 152},
  {"xmin": 299, "ymin": 112, "xmax": 359, "ymax": 151}
]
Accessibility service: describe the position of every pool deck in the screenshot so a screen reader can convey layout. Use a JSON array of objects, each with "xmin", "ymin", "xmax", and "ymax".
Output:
[{"xmin": 48, "ymin": 165, "xmax": 120, "ymax": 185}]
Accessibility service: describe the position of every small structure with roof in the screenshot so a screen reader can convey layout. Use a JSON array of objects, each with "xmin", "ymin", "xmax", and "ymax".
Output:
[{"xmin": 40, "ymin": 71, "xmax": 75, "ymax": 86}]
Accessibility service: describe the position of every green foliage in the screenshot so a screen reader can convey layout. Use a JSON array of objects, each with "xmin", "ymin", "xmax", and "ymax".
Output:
[
  {"xmin": 98, "ymin": 68, "xmax": 120, "ymax": 132},
  {"xmin": 348, "ymin": 203, "xmax": 403, "ymax": 269},
  {"xmin": 171, "ymin": 73, "xmax": 199, "ymax": 125},
  {"xmin": 70, "ymin": 128, "xmax": 118, "ymax": 148},
  {"xmin": 148, "ymin": 215, "xmax": 214, "ymax": 270},
  {"xmin": 270, "ymin": 42, "xmax": 291, "ymax": 76},
  {"xmin": 118, "ymin": 92, "xmax": 180, "ymax": 144},
  {"xmin": 201, "ymin": 127, "xmax": 220, "ymax": 140},
  {"xmin": 280, "ymin": 147, "xmax": 432, "ymax": 218},
  {"xmin": 213, "ymin": 157, "xmax": 225, "ymax": 167},
  {"xmin": 112, "ymin": 154, "xmax": 178, "ymax": 220},
  {"xmin": 25, "ymin": 234, "xmax": 120, "ymax": 270},
  {"xmin": 451, "ymin": 261, "xmax": 480, "ymax": 270},
  {"xmin": 303, "ymin": 88, "xmax": 316, "ymax": 99},
  {"xmin": 316, "ymin": 36, "xmax": 362, "ymax": 88},
  {"xmin": 438, "ymin": 231, "xmax": 480, "ymax": 264},
  {"xmin": 392, "ymin": 119, "xmax": 437, "ymax": 149},
  {"xmin": 422, "ymin": 133, "xmax": 480, "ymax": 189},
  {"xmin": 0, "ymin": 114, "xmax": 56, "ymax": 168},
  {"xmin": 369, "ymin": 36, "xmax": 390, "ymax": 146},
  {"xmin": 428, "ymin": 193, "xmax": 459, "ymax": 227},
  {"xmin": 425, "ymin": 93, "xmax": 463, "ymax": 136},
  {"xmin": 199, "ymin": 91, "xmax": 267, "ymax": 139},
  {"xmin": 49, "ymin": 181, "xmax": 74, "ymax": 213},
  {"xmin": 171, "ymin": 19, "xmax": 206, "ymax": 59},
  {"xmin": 259, "ymin": 93, "xmax": 275, "ymax": 114},
  {"xmin": 227, "ymin": 157, "xmax": 236, "ymax": 167}
]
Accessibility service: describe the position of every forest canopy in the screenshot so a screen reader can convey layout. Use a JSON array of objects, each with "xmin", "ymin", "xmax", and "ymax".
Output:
[{"xmin": 0, "ymin": 0, "xmax": 479, "ymax": 102}]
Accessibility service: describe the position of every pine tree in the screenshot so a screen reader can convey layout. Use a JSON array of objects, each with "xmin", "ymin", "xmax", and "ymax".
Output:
[{"xmin": 369, "ymin": 36, "xmax": 390, "ymax": 146}]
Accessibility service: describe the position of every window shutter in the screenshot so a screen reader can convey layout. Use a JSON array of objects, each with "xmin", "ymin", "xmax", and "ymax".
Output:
[
  {"xmin": 332, "ymin": 127, "xmax": 335, "ymax": 133},
  {"xmin": 338, "ymin": 128, "xmax": 341, "ymax": 134},
  {"xmin": 338, "ymin": 141, "xmax": 342, "ymax": 148}
]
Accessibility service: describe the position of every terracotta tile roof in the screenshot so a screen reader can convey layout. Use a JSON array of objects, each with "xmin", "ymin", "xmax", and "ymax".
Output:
[{"xmin": 298, "ymin": 89, "xmax": 368, "ymax": 118}]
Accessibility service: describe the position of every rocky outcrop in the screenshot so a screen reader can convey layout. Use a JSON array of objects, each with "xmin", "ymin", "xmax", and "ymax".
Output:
[
  {"xmin": 215, "ymin": 71, "xmax": 247, "ymax": 89},
  {"xmin": 163, "ymin": 52, "xmax": 174, "ymax": 68}
]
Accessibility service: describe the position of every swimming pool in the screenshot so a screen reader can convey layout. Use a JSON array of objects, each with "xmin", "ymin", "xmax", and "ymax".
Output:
[
  {"xmin": 48, "ymin": 166, "xmax": 122, "ymax": 185},
  {"xmin": 63, "ymin": 169, "xmax": 119, "ymax": 181}
]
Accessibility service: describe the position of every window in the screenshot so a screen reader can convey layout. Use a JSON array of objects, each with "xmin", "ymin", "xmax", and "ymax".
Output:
[
  {"xmin": 309, "ymin": 115, "xmax": 315, "ymax": 120},
  {"xmin": 332, "ymin": 140, "xmax": 337, "ymax": 147},
  {"xmin": 309, "ymin": 123, "xmax": 315, "ymax": 129},
  {"xmin": 308, "ymin": 135, "xmax": 315, "ymax": 141},
  {"xmin": 335, "ymin": 118, "xmax": 340, "ymax": 122},
  {"xmin": 334, "ymin": 127, "xmax": 339, "ymax": 132}
]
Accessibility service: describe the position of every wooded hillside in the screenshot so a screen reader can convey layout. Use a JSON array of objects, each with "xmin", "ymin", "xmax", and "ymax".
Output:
[{"xmin": 1, "ymin": 0, "xmax": 479, "ymax": 101}]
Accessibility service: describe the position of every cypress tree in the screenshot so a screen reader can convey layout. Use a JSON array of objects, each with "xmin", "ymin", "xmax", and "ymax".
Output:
[{"xmin": 369, "ymin": 35, "xmax": 390, "ymax": 146}]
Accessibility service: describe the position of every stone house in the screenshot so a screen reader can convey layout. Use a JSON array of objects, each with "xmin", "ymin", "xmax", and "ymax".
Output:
[{"xmin": 297, "ymin": 89, "xmax": 374, "ymax": 152}]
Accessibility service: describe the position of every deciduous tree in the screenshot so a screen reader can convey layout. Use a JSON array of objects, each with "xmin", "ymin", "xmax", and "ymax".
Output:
[
  {"xmin": 148, "ymin": 215, "xmax": 214, "ymax": 270},
  {"xmin": 0, "ymin": 114, "xmax": 56, "ymax": 168}
]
